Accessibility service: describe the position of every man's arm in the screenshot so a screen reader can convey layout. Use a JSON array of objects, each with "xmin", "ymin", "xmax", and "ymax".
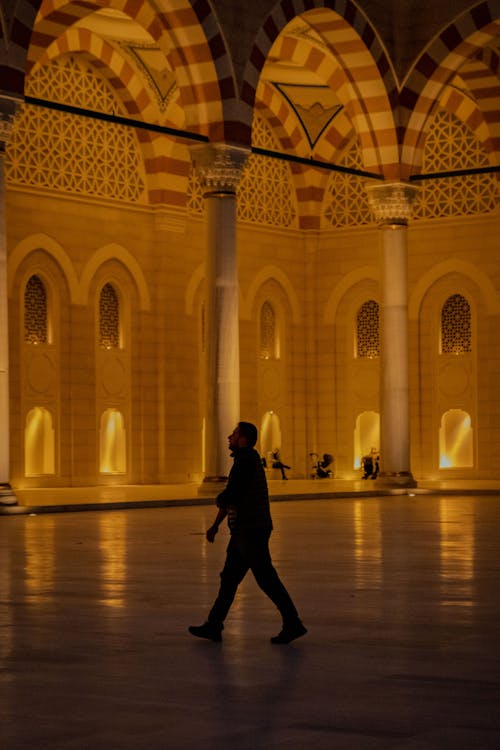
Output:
[{"xmin": 206, "ymin": 506, "xmax": 227, "ymax": 543}]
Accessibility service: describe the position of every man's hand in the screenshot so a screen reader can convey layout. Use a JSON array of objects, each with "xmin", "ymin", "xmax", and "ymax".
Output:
[{"xmin": 206, "ymin": 524, "xmax": 218, "ymax": 543}]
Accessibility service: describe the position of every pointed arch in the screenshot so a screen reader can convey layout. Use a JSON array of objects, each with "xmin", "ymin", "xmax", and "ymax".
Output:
[
  {"xmin": 8, "ymin": 233, "xmax": 80, "ymax": 303},
  {"xmin": 80, "ymin": 243, "xmax": 151, "ymax": 310},
  {"xmin": 323, "ymin": 266, "xmax": 379, "ymax": 324},
  {"xmin": 244, "ymin": 1, "xmax": 398, "ymax": 177},
  {"xmin": 400, "ymin": 1, "xmax": 500, "ymax": 177},
  {"xmin": 409, "ymin": 259, "xmax": 500, "ymax": 320},
  {"xmin": 242, "ymin": 265, "xmax": 301, "ymax": 324}
]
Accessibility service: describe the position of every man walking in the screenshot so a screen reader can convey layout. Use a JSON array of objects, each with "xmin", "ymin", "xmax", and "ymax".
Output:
[{"xmin": 189, "ymin": 421, "xmax": 307, "ymax": 644}]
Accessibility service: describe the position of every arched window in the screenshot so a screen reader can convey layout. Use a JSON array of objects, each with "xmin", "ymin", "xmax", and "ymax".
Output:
[
  {"xmin": 99, "ymin": 283, "xmax": 120, "ymax": 348},
  {"xmin": 260, "ymin": 301, "xmax": 279, "ymax": 359},
  {"xmin": 24, "ymin": 274, "xmax": 48, "ymax": 344},
  {"xmin": 25, "ymin": 407, "xmax": 55, "ymax": 475},
  {"xmin": 356, "ymin": 300, "xmax": 379, "ymax": 358},
  {"xmin": 441, "ymin": 294, "xmax": 471, "ymax": 354},
  {"xmin": 100, "ymin": 408, "xmax": 126, "ymax": 474},
  {"xmin": 354, "ymin": 411, "xmax": 380, "ymax": 469},
  {"xmin": 439, "ymin": 409, "xmax": 473, "ymax": 468}
]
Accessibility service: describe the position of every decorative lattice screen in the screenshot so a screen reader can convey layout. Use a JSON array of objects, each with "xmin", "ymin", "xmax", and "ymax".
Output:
[
  {"xmin": 441, "ymin": 294, "xmax": 471, "ymax": 354},
  {"xmin": 260, "ymin": 301, "xmax": 276, "ymax": 359},
  {"xmin": 356, "ymin": 300, "xmax": 379, "ymax": 358},
  {"xmin": 412, "ymin": 110, "xmax": 498, "ymax": 219},
  {"xmin": 24, "ymin": 274, "xmax": 48, "ymax": 344},
  {"xmin": 322, "ymin": 141, "xmax": 373, "ymax": 228},
  {"xmin": 6, "ymin": 55, "xmax": 146, "ymax": 203},
  {"xmin": 99, "ymin": 283, "xmax": 120, "ymax": 349}
]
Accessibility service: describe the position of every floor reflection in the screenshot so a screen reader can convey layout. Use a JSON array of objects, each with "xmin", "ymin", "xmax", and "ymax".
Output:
[
  {"xmin": 24, "ymin": 516, "xmax": 55, "ymax": 603},
  {"xmin": 353, "ymin": 499, "xmax": 382, "ymax": 588},
  {"xmin": 98, "ymin": 513, "xmax": 127, "ymax": 608},
  {"xmin": 439, "ymin": 497, "xmax": 474, "ymax": 616}
]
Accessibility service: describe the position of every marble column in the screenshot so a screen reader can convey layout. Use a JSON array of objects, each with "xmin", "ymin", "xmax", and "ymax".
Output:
[
  {"xmin": 0, "ymin": 101, "xmax": 17, "ymax": 505},
  {"xmin": 367, "ymin": 182, "xmax": 418, "ymax": 488},
  {"xmin": 190, "ymin": 144, "xmax": 249, "ymax": 489}
]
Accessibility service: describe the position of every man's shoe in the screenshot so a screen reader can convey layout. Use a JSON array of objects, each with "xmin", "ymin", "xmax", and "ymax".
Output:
[
  {"xmin": 271, "ymin": 621, "xmax": 307, "ymax": 644},
  {"xmin": 188, "ymin": 622, "xmax": 223, "ymax": 642}
]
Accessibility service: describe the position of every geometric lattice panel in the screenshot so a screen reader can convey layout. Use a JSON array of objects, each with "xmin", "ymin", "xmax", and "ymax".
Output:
[
  {"xmin": 413, "ymin": 110, "xmax": 499, "ymax": 219},
  {"xmin": 186, "ymin": 167, "xmax": 204, "ymax": 215},
  {"xmin": 356, "ymin": 299, "xmax": 379, "ymax": 358},
  {"xmin": 441, "ymin": 294, "xmax": 471, "ymax": 354},
  {"xmin": 260, "ymin": 300, "xmax": 276, "ymax": 359},
  {"xmin": 6, "ymin": 55, "xmax": 146, "ymax": 203},
  {"xmin": 24, "ymin": 274, "xmax": 48, "ymax": 345},
  {"xmin": 238, "ymin": 116, "xmax": 297, "ymax": 227},
  {"xmin": 100, "ymin": 283, "xmax": 120, "ymax": 349},
  {"xmin": 322, "ymin": 140, "xmax": 373, "ymax": 228}
]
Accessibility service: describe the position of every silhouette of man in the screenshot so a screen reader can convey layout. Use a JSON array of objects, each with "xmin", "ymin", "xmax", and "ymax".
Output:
[{"xmin": 189, "ymin": 421, "xmax": 307, "ymax": 644}]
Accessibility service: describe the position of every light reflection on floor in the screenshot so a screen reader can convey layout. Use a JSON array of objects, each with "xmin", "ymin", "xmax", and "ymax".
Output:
[{"xmin": 1, "ymin": 495, "xmax": 500, "ymax": 749}]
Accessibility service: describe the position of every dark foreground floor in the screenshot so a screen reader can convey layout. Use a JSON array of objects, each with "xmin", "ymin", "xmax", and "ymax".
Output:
[{"xmin": 1, "ymin": 495, "xmax": 500, "ymax": 749}]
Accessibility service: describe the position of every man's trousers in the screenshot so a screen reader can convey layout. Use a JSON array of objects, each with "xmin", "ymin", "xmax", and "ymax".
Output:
[{"xmin": 208, "ymin": 532, "xmax": 299, "ymax": 626}]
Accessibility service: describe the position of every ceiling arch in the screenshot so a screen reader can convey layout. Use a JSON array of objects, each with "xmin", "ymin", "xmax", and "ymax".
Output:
[
  {"xmin": 400, "ymin": 1, "xmax": 500, "ymax": 177},
  {"xmin": 246, "ymin": 3, "xmax": 399, "ymax": 179}
]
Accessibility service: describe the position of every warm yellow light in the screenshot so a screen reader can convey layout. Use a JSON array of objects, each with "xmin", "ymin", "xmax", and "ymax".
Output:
[
  {"xmin": 100, "ymin": 408, "xmax": 126, "ymax": 474},
  {"xmin": 439, "ymin": 410, "xmax": 473, "ymax": 468}
]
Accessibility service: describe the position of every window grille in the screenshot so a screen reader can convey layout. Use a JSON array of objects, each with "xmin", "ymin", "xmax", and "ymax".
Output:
[
  {"xmin": 99, "ymin": 283, "xmax": 120, "ymax": 349},
  {"xmin": 441, "ymin": 294, "xmax": 471, "ymax": 354},
  {"xmin": 356, "ymin": 300, "xmax": 379, "ymax": 358},
  {"xmin": 260, "ymin": 301, "xmax": 276, "ymax": 359},
  {"xmin": 24, "ymin": 274, "xmax": 48, "ymax": 344}
]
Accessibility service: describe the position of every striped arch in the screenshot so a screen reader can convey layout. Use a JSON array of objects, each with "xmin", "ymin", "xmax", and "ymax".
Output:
[
  {"xmin": 27, "ymin": 0, "xmax": 230, "ymax": 142},
  {"xmin": 31, "ymin": 29, "xmax": 158, "ymax": 121},
  {"xmin": 28, "ymin": 23, "xmax": 191, "ymax": 207},
  {"xmin": 254, "ymin": 83, "xmax": 326, "ymax": 229},
  {"xmin": 244, "ymin": 1, "xmax": 399, "ymax": 178},
  {"xmin": 400, "ymin": 1, "xmax": 500, "ymax": 177},
  {"xmin": 255, "ymin": 82, "xmax": 308, "ymax": 153},
  {"xmin": 459, "ymin": 48, "xmax": 500, "ymax": 155},
  {"xmin": 438, "ymin": 84, "xmax": 492, "ymax": 154}
]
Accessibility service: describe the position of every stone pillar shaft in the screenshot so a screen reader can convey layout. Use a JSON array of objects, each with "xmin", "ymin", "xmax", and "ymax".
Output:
[
  {"xmin": 191, "ymin": 144, "xmax": 249, "ymax": 485},
  {"xmin": 204, "ymin": 192, "xmax": 239, "ymax": 479},
  {"xmin": 0, "ymin": 101, "xmax": 17, "ymax": 505},
  {"xmin": 367, "ymin": 182, "xmax": 417, "ymax": 488}
]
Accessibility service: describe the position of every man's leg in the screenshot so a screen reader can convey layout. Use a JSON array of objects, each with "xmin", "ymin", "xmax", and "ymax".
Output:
[
  {"xmin": 207, "ymin": 536, "xmax": 249, "ymax": 626},
  {"xmin": 241, "ymin": 534, "xmax": 300, "ymax": 625}
]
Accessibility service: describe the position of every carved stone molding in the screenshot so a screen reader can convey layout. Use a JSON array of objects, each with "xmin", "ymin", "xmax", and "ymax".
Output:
[
  {"xmin": 190, "ymin": 143, "xmax": 249, "ymax": 195},
  {"xmin": 366, "ymin": 182, "xmax": 419, "ymax": 225}
]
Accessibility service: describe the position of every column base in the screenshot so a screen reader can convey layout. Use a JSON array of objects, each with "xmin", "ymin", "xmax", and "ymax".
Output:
[
  {"xmin": 0, "ymin": 484, "xmax": 18, "ymax": 506},
  {"xmin": 374, "ymin": 471, "xmax": 417, "ymax": 489},
  {"xmin": 198, "ymin": 476, "xmax": 228, "ymax": 496}
]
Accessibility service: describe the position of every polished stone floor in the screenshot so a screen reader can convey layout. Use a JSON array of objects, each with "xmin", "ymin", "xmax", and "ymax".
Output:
[{"xmin": 1, "ymin": 495, "xmax": 500, "ymax": 749}]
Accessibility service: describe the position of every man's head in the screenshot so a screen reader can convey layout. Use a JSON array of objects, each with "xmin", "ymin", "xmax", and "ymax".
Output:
[{"xmin": 228, "ymin": 421, "xmax": 258, "ymax": 451}]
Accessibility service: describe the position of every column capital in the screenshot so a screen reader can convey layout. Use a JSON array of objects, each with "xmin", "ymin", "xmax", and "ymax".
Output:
[
  {"xmin": 0, "ymin": 96, "xmax": 20, "ymax": 154},
  {"xmin": 366, "ymin": 181, "xmax": 419, "ymax": 226},
  {"xmin": 190, "ymin": 143, "xmax": 250, "ymax": 195}
]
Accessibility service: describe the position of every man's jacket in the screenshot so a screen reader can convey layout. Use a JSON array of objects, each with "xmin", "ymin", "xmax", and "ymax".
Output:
[{"xmin": 216, "ymin": 447, "xmax": 273, "ymax": 534}]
